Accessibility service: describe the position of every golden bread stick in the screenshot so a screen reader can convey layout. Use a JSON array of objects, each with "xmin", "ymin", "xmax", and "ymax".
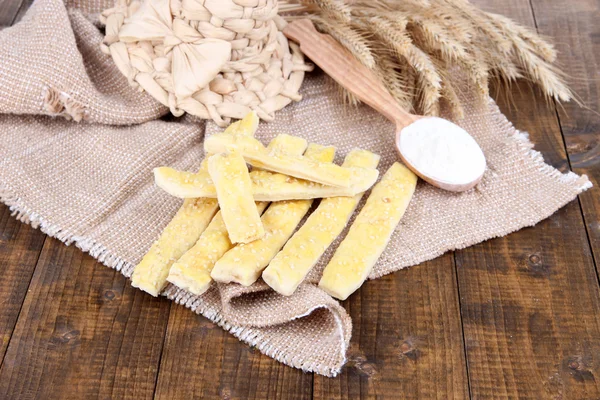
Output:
[
  {"xmin": 263, "ymin": 149, "xmax": 380, "ymax": 296},
  {"xmin": 208, "ymin": 152, "xmax": 263, "ymax": 243},
  {"xmin": 223, "ymin": 110, "xmax": 259, "ymax": 135},
  {"xmin": 318, "ymin": 162, "xmax": 417, "ymax": 300},
  {"xmin": 211, "ymin": 144, "xmax": 336, "ymax": 286},
  {"xmin": 154, "ymin": 164, "xmax": 378, "ymax": 200},
  {"xmin": 153, "ymin": 110, "xmax": 259, "ymax": 199},
  {"xmin": 153, "ymin": 166, "xmax": 213, "ymax": 199},
  {"xmin": 130, "ymin": 112, "xmax": 259, "ymax": 296},
  {"xmin": 166, "ymin": 134, "xmax": 308, "ymax": 295},
  {"xmin": 205, "ymin": 133, "xmax": 353, "ymax": 187},
  {"xmin": 248, "ymin": 166, "xmax": 378, "ymax": 201},
  {"xmin": 131, "ymin": 167, "xmax": 218, "ymax": 296}
]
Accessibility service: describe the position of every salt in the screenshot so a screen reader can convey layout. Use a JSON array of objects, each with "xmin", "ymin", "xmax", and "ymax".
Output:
[{"xmin": 398, "ymin": 117, "xmax": 486, "ymax": 185}]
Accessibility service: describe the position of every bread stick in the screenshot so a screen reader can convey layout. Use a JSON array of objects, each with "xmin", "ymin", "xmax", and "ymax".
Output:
[
  {"xmin": 208, "ymin": 152, "xmax": 263, "ymax": 243},
  {"xmin": 130, "ymin": 112, "xmax": 258, "ymax": 296},
  {"xmin": 263, "ymin": 149, "xmax": 380, "ymax": 296},
  {"xmin": 223, "ymin": 110, "xmax": 259, "ymax": 135},
  {"xmin": 318, "ymin": 162, "xmax": 417, "ymax": 300},
  {"xmin": 205, "ymin": 133, "xmax": 353, "ymax": 187},
  {"xmin": 166, "ymin": 134, "xmax": 308, "ymax": 295},
  {"xmin": 211, "ymin": 144, "xmax": 336, "ymax": 286},
  {"xmin": 154, "ymin": 164, "xmax": 378, "ymax": 200},
  {"xmin": 248, "ymin": 166, "xmax": 378, "ymax": 201},
  {"xmin": 131, "ymin": 181, "xmax": 218, "ymax": 296},
  {"xmin": 154, "ymin": 166, "xmax": 213, "ymax": 199}
]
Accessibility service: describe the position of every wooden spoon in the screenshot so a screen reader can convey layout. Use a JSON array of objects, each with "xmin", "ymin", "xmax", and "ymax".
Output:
[{"xmin": 284, "ymin": 19, "xmax": 486, "ymax": 192}]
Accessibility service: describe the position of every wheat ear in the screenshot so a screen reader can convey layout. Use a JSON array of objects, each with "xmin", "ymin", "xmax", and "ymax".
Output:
[
  {"xmin": 311, "ymin": 16, "xmax": 376, "ymax": 69},
  {"xmin": 367, "ymin": 16, "xmax": 442, "ymax": 114}
]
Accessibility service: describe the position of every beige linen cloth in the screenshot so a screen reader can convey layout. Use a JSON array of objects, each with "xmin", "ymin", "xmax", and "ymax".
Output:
[{"xmin": 0, "ymin": 0, "xmax": 591, "ymax": 377}]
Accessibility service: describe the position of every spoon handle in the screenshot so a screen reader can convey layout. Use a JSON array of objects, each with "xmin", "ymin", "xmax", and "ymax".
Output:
[{"xmin": 284, "ymin": 19, "xmax": 418, "ymax": 128}]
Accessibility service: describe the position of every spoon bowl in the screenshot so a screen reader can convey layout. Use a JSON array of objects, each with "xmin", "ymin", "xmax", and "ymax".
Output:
[
  {"xmin": 284, "ymin": 19, "xmax": 486, "ymax": 192},
  {"xmin": 395, "ymin": 117, "xmax": 486, "ymax": 192}
]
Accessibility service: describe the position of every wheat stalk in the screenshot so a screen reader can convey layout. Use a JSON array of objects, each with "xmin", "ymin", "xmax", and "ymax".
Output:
[
  {"xmin": 310, "ymin": 16, "xmax": 376, "ymax": 69},
  {"xmin": 280, "ymin": 0, "xmax": 572, "ymax": 117}
]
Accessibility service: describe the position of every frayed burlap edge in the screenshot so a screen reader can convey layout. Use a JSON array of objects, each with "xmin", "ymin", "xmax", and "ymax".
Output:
[{"xmin": 0, "ymin": 188, "xmax": 348, "ymax": 377}]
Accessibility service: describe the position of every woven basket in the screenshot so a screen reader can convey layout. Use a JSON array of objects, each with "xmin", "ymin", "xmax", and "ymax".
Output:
[{"xmin": 101, "ymin": 0, "xmax": 312, "ymax": 126}]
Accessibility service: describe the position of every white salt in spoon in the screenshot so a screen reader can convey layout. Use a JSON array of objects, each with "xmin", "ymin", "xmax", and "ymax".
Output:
[{"xmin": 284, "ymin": 20, "xmax": 486, "ymax": 192}]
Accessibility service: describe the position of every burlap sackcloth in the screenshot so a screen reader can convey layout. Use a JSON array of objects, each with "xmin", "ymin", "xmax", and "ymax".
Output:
[{"xmin": 0, "ymin": 0, "xmax": 592, "ymax": 377}]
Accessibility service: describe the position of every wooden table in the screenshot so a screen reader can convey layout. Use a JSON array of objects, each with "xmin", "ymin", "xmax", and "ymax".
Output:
[{"xmin": 0, "ymin": 0, "xmax": 598, "ymax": 398}]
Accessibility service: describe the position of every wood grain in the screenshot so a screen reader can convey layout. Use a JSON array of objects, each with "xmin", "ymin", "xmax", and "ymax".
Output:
[
  {"xmin": 0, "ymin": 238, "xmax": 171, "ymax": 399},
  {"xmin": 460, "ymin": 2, "xmax": 600, "ymax": 398},
  {"xmin": 456, "ymin": 201, "xmax": 600, "ymax": 399},
  {"xmin": 314, "ymin": 254, "xmax": 469, "ymax": 399},
  {"xmin": 529, "ymin": 0, "xmax": 600, "ymax": 280},
  {"xmin": 154, "ymin": 300, "xmax": 313, "ymax": 400},
  {"xmin": 0, "ymin": 204, "xmax": 46, "ymax": 362}
]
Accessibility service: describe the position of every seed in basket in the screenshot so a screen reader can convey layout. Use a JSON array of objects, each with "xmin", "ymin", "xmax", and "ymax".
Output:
[
  {"xmin": 319, "ymin": 162, "xmax": 417, "ymax": 300},
  {"xmin": 208, "ymin": 151, "xmax": 264, "ymax": 244},
  {"xmin": 166, "ymin": 134, "xmax": 308, "ymax": 295},
  {"xmin": 211, "ymin": 144, "xmax": 336, "ymax": 286},
  {"xmin": 205, "ymin": 133, "xmax": 354, "ymax": 187},
  {"xmin": 263, "ymin": 149, "xmax": 380, "ymax": 296},
  {"xmin": 154, "ymin": 162, "xmax": 378, "ymax": 201}
]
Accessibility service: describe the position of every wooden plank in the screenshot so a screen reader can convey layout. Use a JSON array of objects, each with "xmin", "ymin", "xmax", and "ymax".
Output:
[
  {"xmin": 529, "ymin": 0, "xmax": 600, "ymax": 279},
  {"xmin": 154, "ymin": 301, "xmax": 313, "ymax": 399},
  {"xmin": 456, "ymin": 201, "xmax": 600, "ymax": 399},
  {"xmin": 0, "ymin": 0, "xmax": 24, "ymax": 27},
  {"xmin": 459, "ymin": 2, "xmax": 600, "ymax": 398},
  {"xmin": 313, "ymin": 254, "xmax": 469, "ymax": 399},
  {"xmin": 0, "ymin": 205, "xmax": 46, "ymax": 362},
  {"xmin": 0, "ymin": 0, "xmax": 41, "ymax": 364},
  {"xmin": 0, "ymin": 237, "xmax": 171, "ymax": 399}
]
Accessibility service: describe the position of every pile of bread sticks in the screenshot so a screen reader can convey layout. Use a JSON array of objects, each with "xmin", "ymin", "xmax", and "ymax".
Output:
[{"xmin": 132, "ymin": 112, "xmax": 417, "ymax": 301}]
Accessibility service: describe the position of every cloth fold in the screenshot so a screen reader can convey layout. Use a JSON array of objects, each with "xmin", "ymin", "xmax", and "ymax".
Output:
[
  {"xmin": 0, "ymin": 0, "xmax": 591, "ymax": 377},
  {"xmin": 0, "ymin": 0, "xmax": 166, "ymax": 123}
]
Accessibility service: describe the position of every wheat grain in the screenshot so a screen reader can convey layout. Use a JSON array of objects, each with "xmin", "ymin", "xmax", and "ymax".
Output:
[
  {"xmin": 311, "ymin": 16, "xmax": 376, "ymax": 69},
  {"xmin": 486, "ymin": 11, "xmax": 557, "ymax": 63},
  {"xmin": 367, "ymin": 16, "xmax": 442, "ymax": 114},
  {"xmin": 314, "ymin": 0, "xmax": 352, "ymax": 22},
  {"xmin": 481, "ymin": 10, "xmax": 571, "ymax": 101}
]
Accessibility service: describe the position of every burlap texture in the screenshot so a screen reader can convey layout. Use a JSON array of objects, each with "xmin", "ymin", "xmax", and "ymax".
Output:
[{"xmin": 0, "ymin": 0, "xmax": 591, "ymax": 377}]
